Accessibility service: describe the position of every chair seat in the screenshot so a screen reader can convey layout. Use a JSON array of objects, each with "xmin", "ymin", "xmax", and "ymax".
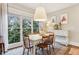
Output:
[
  {"xmin": 44, "ymin": 41, "xmax": 52, "ymax": 45},
  {"xmin": 37, "ymin": 43, "xmax": 48, "ymax": 48}
]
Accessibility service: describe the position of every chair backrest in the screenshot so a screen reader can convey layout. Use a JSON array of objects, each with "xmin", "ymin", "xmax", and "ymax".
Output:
[
  {"xmin": 23, "ymin": 36, "xmax": 30, "ymax": 48},
  {"xmin": 42, "ymin": 35, "xmax": 49, "ymax": 42},
  {"xmin": 49, "ymin": 34, "xmax": 54, "ymax": 44},
  {"xmin": 44, "ymin": 33, "xmax": 54, "ymax": 44}
]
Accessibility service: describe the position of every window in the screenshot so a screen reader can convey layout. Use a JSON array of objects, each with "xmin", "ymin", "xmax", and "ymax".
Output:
[
  {"xmin": 8, "ymin": 14, "xmax": 39, "ymax": 44},
  {"xmin": 23, "ymin": 17, "xmax": 32, "ymax": 36},
  {"xmin": 33, "ymin": 21, "xmax": 39, "ymax": 33},
  {"xmin": 8, "ymin": 14, "xmax": 20, "ymax": 44}
]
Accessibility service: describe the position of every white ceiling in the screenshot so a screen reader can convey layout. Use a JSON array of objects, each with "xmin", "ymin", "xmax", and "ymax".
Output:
[{"xmin": 18, "ymin": 3, "xmax": 77, "ymax": 13}]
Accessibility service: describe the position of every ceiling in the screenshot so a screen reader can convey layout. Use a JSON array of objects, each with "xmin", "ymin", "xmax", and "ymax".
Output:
[{"xmin": 17, "ymin": 3, "xmax": 77, "ymax": 13}]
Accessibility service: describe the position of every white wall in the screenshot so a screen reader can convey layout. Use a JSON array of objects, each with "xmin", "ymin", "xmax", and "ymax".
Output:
[
  {"xmin": 48, "ymin": 4, "xmax": 79, "ymax": 46},
  {"xmin": 2, "ymin": 3, "xmax": 8, "ymax": 51},
  {"xmin": 8, "ymin": 4, "xmax": 33, "ymax": 17},
  {"xmin": 8, "ymin": 3, "xmax": 34, "ymax": 14},
  {"xmin": 0, "ymin": 4, "xmax": 2, "ymax": 35}
]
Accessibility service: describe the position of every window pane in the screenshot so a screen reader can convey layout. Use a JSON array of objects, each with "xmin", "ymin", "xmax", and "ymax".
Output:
[
  {"xmin": 33, "ymin": 21, "xmax": 39, "ymax": 33},
  {"xmin": 8, "ymin": 14, "xmax": 20, "ymax": 44},
  {"xmin": 23, "ymin": 17, "xmax": 31, "ymax": 36}
]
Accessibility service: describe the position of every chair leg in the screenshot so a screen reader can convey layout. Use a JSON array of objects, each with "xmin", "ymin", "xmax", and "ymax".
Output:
[
  {"xmin": 52, "ymin": 45, "xmax": 55, "ymax": 54},
  {"xmin": 35, "ymin": 48, "xmax": 37, "ymax": 55},
  {"xmin": 49, "ymin": 45, "xmax": 51, "ymax": 55},
  {"xmin": 23, "ymin": 48, "xmax": 25, "ymax": 55},
  {"xmin": 3, "ymin": 44, "xmax": 5, "ymax": 54},
  {"xmin": 47, "ymin": 47, "xmax": 49, "ymax": 55},
  {"xmin": 41, "ymin": 48, "xmax": 44, "ymax": 55},
  {"xmin": 30, "ymin": 48, "xmax": 31, "ymax": 52},
  {"xmin": 47, "ymin": 45, "xmax": 51, "ymax": 55},
  {"xmin": 31, "ymin": 48, "xmax": 33, "ymax": 54},
  {"xmin": 27, "ymin": 49, "xmax": 30, "ymax": 55},
  {"xmin": 0, "ymin": 50, "xmax": 2, "ymax": 55}
]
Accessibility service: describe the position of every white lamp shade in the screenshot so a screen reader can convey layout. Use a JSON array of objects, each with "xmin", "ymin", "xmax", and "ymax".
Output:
[{"xmin": 34, "ymin": 7, "xmax": 47, "ymax": 21}]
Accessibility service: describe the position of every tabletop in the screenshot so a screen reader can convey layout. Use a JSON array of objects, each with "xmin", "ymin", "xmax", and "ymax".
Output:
[{"xmin": 29, "ymin": 34, "xmax": 42, "ymax": 41}]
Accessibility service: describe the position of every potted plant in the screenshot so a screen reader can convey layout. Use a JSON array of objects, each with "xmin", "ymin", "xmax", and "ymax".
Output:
[{"xmin": 53, "ymin": 24, "xmax": 59, "ymax": 30}]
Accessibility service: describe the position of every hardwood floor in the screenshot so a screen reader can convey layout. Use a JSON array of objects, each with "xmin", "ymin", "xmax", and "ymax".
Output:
[
  {"xmin": 3, "ymin": 43, "xmax": 79, "ymax": 55},
  {"xmin": 68, "ymin": 45, "xmax": 79, "ymax": 55},
  {"xmin": 54, "ymin": 42, "xmax": 79, "ymax": 55},
  {"xmin": 4, "ymin": 42, "xmax": 68, "ymax": 55}
]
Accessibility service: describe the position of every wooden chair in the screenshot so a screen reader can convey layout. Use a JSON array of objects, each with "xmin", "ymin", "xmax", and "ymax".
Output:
[
  {"xmin": 23, "ymin": 36, "xmax": 33, "ymax": 55},
  {"xmin": 44, "ymin": 33, "xmax": 55, "ymax": 54},
  {"xmin": 0, "ymin": 36, "xmax": 5, "ymax": 55},
  {"xmin": 36, "ymin": 35, "xmax": 49, "ymax": 55}
]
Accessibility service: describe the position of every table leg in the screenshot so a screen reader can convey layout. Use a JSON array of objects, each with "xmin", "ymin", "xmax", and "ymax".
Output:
[
  {"xmin": 32, "ymin": 44, "xmax": 36, "ymax": 55},
  {"xmin": 1, "ymin": 44, "xmax": 4, "ymax": 54},
  {"xmin": 32, "ymin": 40, "xmax": 40, "ymax": 55}
]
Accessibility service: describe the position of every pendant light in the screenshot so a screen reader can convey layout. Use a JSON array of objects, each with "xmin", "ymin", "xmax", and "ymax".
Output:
[{"xmin": 34, "ymin": 7, "xmax": 47, "ymax": 21}]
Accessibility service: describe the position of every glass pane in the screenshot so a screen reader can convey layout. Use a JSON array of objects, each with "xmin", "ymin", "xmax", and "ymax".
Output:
[
  {"xmin": 39, "ymin": 22, "xmax": 45, "ymax": 31},
  {"xmin": 33, "ymin": 21, "xmax": 39, "ymax": 33},
  {"xmin": 23, "ymin": 17, "xmax": 31, "ymax": 36},
  {"xmin": 8, "ymin": 14, "xmax": 20, "ymax": 44}
]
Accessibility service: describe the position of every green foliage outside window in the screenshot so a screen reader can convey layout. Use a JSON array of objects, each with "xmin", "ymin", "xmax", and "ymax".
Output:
[
  {"xmin": 33, "ymin": 21, "xmax": 39, "ymax": 33},
  {"xmin": 23, "ymin": 18, "xmax": 31, "ymax": 36},
  {"xmin": 8, "ymin": 14, "xmax": 39, "ymax": 44},
  {"xmin": 8, "ymin": 14, "xmax": 20, "ymax": 44}
]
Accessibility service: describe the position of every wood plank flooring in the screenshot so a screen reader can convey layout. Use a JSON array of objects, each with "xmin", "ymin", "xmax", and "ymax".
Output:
[{"xmin": 3, "ymin": 42, "xmax": 79, "ymax": 55}]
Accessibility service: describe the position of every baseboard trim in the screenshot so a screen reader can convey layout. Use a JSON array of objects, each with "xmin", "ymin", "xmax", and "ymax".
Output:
[
  {"xmin": 55, "ymin": 41, "xmax": 66, "ymax": 46},
  {"xmin": 8, "ymin": 45, "xmax": 22, "ymax": 50},
  {"xmin": 69, "ymin": 41, "xmax": 79, "ymax": 47}
]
